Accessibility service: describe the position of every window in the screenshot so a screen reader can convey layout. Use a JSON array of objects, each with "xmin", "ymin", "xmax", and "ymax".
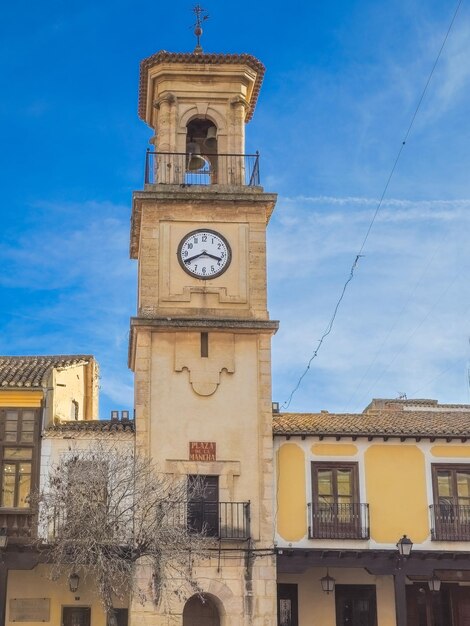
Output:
[
  {"xmin": 1, "ymin": 448, "xmax": 32, "ymax": 508},
  {"xmin": 187, "ymin": 475, "xmax": 219, "ymax": 537},
  {"xmin": 0, "ymin": 409, "xmax": 38, "ymax": 510},
  {"xmin": 62, "ymin": 607, "xmax": 91, "ymax": 626},
  {"xmin": 432, "ymin": 464, "xmax": 470, "ymax": 540},
  {"xmin": 3, "ymin": 409, "xmax": 36, "ymax": 444},
  {"xmin": 107, "ymin": 609, "xmax": 128, "ymax": 626},
  {"xmin": 311, "ymin": 463, "xmax": 368, "ymax": 539}
]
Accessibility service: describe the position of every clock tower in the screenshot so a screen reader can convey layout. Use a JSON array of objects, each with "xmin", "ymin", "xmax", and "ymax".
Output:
[{"xmin": 129, "ymin": 46, "xmax": 278, "ymax": 626}]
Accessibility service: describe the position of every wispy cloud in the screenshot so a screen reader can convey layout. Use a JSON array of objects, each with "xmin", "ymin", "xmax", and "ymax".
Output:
[
  {"xmin": 0, "ymin": 200, "xmax": 136, "ymax": 418},
  {"xmin": 269, "ymin": 194, "xmax": 470, "ymax": 412}
]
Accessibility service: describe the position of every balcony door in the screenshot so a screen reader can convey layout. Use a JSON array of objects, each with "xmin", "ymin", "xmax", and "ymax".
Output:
[
  {"xmin": 432, "ymin": 465, "xmax": 470, "ymax": 540},
  {"xmin": 311, "ymin": 463, "xmax": 360, "ymax": 539},
  {"xmin": 187, "ymin": 475, "xmax": 219, "ymax": 537}
]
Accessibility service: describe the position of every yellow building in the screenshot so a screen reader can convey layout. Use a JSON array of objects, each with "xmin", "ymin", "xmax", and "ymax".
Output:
[
  {"xmin": 0, "ymin": 355, "xmax": 100, "ymax": 624},
  {"xmin": 275, "ymin": 398, "xmax": 470, "ymax": 626}
]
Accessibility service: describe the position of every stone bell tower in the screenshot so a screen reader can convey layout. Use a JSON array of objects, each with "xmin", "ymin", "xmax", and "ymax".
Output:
[{"xmin": 128, "ymin": 37, "xmax": 278, "ymax": 626}]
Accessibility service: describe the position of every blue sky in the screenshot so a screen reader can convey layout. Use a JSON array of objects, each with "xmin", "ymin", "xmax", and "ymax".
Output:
[{"xmin": 1, "ymin": 1, "xmax": 470, "ymax": 417}]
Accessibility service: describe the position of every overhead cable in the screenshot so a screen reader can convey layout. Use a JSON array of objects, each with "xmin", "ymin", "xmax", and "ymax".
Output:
[{"xmin": 281, "ymin": 0, "xmax": 463, "ymax": 410}]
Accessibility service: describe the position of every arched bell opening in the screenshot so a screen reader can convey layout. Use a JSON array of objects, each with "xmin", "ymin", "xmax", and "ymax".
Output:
[
  {"xmin": 185, "ymin": 119, "xmax": 218, "ymax": 184},
  {"xmin": 182, "ymin": 593, "xmax": 221, "ymax": 626}
]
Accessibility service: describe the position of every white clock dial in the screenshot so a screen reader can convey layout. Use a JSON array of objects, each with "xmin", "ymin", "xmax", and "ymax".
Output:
[{"xmin": 178, "ymin": 229, "xmax": 231, "ymax": 279}]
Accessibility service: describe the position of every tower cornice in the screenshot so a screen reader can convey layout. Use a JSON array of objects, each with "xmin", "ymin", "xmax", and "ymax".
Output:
[
  {"xmin": 138, "ymin": 51, "xmax": 265, "ymax": 123},
  {"xmin": 128, "ymin": 317, "xmax": 279, "ymax": 370}
]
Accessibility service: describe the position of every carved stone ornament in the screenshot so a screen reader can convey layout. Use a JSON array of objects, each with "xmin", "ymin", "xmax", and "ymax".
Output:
[{"xmin": 175, "ymin": 333, "xmax": 235, "ymax": 396}]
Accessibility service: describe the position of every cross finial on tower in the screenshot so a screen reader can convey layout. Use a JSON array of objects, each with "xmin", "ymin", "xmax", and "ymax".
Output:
[{"xmin": 192, "ymin": 4, "xmax": 209, "ymax": 54}]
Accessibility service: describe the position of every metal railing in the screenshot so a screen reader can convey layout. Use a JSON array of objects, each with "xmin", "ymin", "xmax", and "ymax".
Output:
[
  {"xmin": 144, "ymin": 151, "xmax": 260, "ymax": 186},
  {"xmin": 0, "ymin": 510, "xmax": 34, "ymax": 541},
  {"xmin": 430, "ymin": 504, "xmax": 470, "ymax": 541},
  {"xmin": 308, "ymin": 502, "xmax": 370, "ymax": 540},
  {"xmin": 186, "ymin": 500, "xmax": 251, "ymax": 540},
  {"xmin": 51, "ymin": 500, "xmax": 250, "ymax": 543}
]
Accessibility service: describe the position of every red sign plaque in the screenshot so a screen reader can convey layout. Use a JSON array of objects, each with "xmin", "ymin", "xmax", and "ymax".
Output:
[{"xmin": 189, "ymin": 441, "xmax": 216, "ymax": 462}]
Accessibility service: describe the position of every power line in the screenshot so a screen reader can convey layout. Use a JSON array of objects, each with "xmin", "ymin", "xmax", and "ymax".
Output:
[{"xmin": 281, "ymin": 0, "xmax": 464, "ymax": 411}]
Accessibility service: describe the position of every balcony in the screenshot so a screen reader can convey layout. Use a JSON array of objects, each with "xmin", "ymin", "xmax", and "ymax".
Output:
[
  {"xmin": 430, "ymin": 503, "xmax": 470, "ymax": 541},
  {"xmin": 308, "ymin": 502, "xmax": 370, "ymax": 540},
  {"xmin": 144, "ymin": 151, "xmax": 260, "ymax": 187},
  {"xmin": 0, "ymin": 510, "xmax": 34, "ymax": 542},
  {"xmin": 51, "ymin": 501, "xmax": 250, "ymax": 543},
  {"xmin": 186, "ymin": 501, "xmax": 251, "ymax": 540}
]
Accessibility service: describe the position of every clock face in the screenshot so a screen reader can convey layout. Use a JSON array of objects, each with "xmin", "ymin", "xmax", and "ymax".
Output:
[{"xmin": 177, "ymin": 229, "xmax": 231, "ymax": 279}]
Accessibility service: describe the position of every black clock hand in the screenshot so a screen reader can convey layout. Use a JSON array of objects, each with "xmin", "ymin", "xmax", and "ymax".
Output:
[
  {"xmin": 202, "ymin": 252, "xmax": 223, "ymax": 262},
  {"xmin": 184, "ymin": 252, "xmax": 204, "ymax": 264}
]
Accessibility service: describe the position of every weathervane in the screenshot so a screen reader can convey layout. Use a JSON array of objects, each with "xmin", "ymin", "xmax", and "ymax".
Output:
[{"xmin": 192, "ymin": 4, "xmax": 209, "ymax": 54}]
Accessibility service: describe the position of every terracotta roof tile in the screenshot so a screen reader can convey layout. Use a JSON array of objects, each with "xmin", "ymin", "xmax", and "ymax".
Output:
[
  {"xmin": 46, "ymin": 420, "xmax": 135, "ymax": 434},
  {"xmin": 273, "ymin": 410, "xmax": 470, "ymax": 439},
  {"xmin": 138, "ymin": 51, "xmax": 265, "ymax": 123},
  {"xmin": 0, "ymin": 355, "xmax": 93, "ymax": 389}
]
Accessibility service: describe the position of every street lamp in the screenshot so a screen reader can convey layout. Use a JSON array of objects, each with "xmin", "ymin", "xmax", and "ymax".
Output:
[
  {"xmin": 68, "ymin": 572, "xmax": 80, "ymax": 593},
  {"xmin": 396, "ymin": 535, "xmax": 413, "ymax": 558},
  {"xmin": 320, "ymin": 569, "xmax": 336, "ymax": 594},
  {"xmin": 428, "ymin": 574, "xmax": 441, "ymax": 593}
]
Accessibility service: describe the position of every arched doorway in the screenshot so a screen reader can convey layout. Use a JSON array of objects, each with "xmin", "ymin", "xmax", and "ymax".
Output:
[{"xmin": 183, "ymin": 594, "xmax": 220, "ymax": 626}]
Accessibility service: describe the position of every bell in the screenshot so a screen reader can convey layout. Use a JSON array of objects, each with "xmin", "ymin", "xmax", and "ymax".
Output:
[
  {"xmin": 187, "ymin": 141, "xmax": 208, "ymax": 171},
  {"xmin": 204, "ymin": 126, "xmax": 217, "ymax": 149}
]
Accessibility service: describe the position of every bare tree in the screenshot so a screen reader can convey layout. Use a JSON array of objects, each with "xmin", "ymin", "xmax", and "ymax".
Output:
[{"xmin": 34, "ymin": 443, "xmax": 210, "ymax": 617}]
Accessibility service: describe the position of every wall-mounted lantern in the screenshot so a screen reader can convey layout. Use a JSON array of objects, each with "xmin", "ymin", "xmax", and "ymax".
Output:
[
  {"xmin": 396, "ymin": 535, "xmax": 413, "ymax": 558},
  {"xmin": 320, "ymin": 569, "xmax": 336, "ymax": 594},
  {"xmin": 428, "ymin": 574, "xmax": 441, "ymax": 593},
  {"xmin": 68, "ymin": 572, "xmax": 80, "ymax": 593}
]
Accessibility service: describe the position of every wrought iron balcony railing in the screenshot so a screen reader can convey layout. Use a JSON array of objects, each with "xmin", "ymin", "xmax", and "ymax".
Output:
[
  {"xmin": 144, "ymin": 150, "xmax": 260, "ymax": 187},
  {"xmin": 308, "ymin": 502, "xmax": 370, "ymax": 540},
  {"xmin": 52, "ymin": 500, "xmax": 250, "ymax": 543},
  {"xmin": 430, "ymin": 503, "xmax": 470, "ymax": 541},
  {"xmin": 186, "ymin": 500, "xmax": 251, "ymax": 540}
]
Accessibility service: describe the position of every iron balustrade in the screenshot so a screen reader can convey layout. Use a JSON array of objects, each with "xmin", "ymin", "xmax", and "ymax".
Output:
[
  {"xmin": 144, "ymin": 151, "xmax": 260, "ymax": 186},
  {"xmin": 430, "ymin": 503, "xmax": 470, "ymax": 541},
  {"xmin": 0, "ymin": 510, "xmax": 34, "ymax": 541},
  {"xmin": 51, "ymin": 500, "xmax": 250, "ymax": 543},
  {"xmin": 308, "ymin": 502, "xmax": 370, "ymax": 540},
  {"xmin": 186, "ymin": 500, "xmax": 251, "ymax": 540},
  {"xmin": 51, "ymin": 507, "xmax": 134, "ymax": 544},
  {"xmin": 157, "ymin": 501, "xmax": 251, "ymax": 540}
]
